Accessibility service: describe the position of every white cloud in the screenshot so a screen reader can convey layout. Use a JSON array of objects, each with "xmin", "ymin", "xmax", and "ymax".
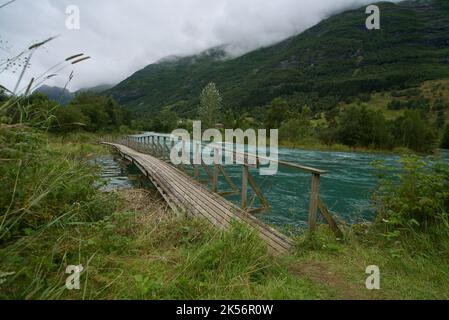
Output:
[{"xmin": 0, "ymin": 0, "xmax": 398, "ymax": 92}]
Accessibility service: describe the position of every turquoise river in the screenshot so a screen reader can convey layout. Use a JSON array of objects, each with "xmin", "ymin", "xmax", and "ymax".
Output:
[{"xmin": 94, "ymin": 146, "xmax": 449, "ymax": 231}]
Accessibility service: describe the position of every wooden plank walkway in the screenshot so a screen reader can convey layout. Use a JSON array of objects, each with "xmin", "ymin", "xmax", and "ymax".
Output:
[{"xmin": 103, "ymin": 142, "xmax": 294, "ymax": 254}]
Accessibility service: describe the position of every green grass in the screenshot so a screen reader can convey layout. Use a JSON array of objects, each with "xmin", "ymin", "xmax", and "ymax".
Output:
[
  {"xmin": 48, "ymin": 132, "xmax": 112, "ymax": 157},
  {"xmin": 107, "ymin": 0, "xmax": 449, "ymax": 116},
  {"xmin": 1, "ymin": 125, "xmax": 448, "ymax": 300},
  {"xmin": 3, "ymin": 193, "xmax": 449, "ymax": 299},
  {"xmin": 0, "ymin": 187, "xmax": 327, "ymax": 300},
  {"xmin": 292, "ymin": 226, "xmax": 449, "ymax": 299}
]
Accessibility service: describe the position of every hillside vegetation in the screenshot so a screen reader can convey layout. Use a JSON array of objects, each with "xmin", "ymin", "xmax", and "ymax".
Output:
[
  {"xmin": 105, "ymin": 0, "xmax": 449, "ymax": 153},
  {"xmin": 2, "ymin": 0, "xmax": 449, "ymax": 301},
  {"xmin": 107, "ymin": 0, "xmax": 449, "ymax": 116},
  {"xmin": 1, "ymin": 114, "xmax": 448, "ymax": 299}
]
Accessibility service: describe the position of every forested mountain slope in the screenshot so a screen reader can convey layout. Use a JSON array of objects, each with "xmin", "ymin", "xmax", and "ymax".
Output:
[{"xmin": 107, "ymin": 0, "xmax": 449, "ymax": 115}]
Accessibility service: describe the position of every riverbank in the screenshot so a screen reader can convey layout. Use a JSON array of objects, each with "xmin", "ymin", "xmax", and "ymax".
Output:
[
  {"xmin": 126, "ymin": 129, "xmax": 414, "ymax": 156},
  {"xmin": 3, "ymin": 186, "xmax": 448, "ymax": 299},
  {"xmin": 279, "ymin": 140, "xmax": 415, "ymax": 156},
  {"xmin": 1, "ymin": 128, "xmax": 448, "ymax": 299}
]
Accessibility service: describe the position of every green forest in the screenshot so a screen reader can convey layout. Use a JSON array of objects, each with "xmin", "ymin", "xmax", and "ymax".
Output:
[
  {"xmin": 4, "ymin": 82, "xmax": 448, "ymax": 154},
  {"xmin": 130, "ymin": 85, "xmax": 449, "ymax": 154}
]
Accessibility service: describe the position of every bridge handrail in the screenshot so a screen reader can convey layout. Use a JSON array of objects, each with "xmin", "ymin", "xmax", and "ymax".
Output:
[
  {"xmin": 130, "ymin": 133, "xmax": 327, "ymax": 175},
  {"xmin": 102, "ymin": 134, "xmax": 342, "ymax": 237}
]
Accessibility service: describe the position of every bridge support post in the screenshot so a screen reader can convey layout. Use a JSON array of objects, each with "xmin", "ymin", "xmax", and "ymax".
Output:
[
  {"xmin": 212, "ymin": 147, "xmax": 220, "ymax": 193},
  {"xmin": 193, "ymin": 142, "xmax": 200, "ymax": 178},
  {"xmin": 242, "ymin": 165, "xmax": 249, "ymax": 209},
  {"xmin": 145, "ymin": 136, "xmax": 150, "ymax": 154},
  {"xmin": 151, "ymin": 136, "xmax": 156, "ymax": 156},
  {"xmin": 162, "ymin": 137, "xmax": 167, "ymax": 160},
  {"xmin": 308, "ymin": 173, "xmax": 321, "ymax": 233}
]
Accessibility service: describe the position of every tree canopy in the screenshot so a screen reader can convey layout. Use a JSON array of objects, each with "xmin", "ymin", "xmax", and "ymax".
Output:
[
  {"xmin": 198, "ymin": 82, "xmax": 222, "ymax": 129},
  {"xmin": 52, "ymin": 92, "xmax": 132, "ymax": 133}
]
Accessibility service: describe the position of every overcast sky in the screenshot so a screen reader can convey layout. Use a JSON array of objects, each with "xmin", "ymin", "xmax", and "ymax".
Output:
[{"xmin": 0, "ymin": 0, "xmax": 395, "ymax": 92}]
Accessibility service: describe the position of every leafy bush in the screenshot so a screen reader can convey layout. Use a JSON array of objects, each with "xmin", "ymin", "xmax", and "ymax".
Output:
[
  {"xmin": 279, "ymin": 107, "xmax": 314, "ymax": 144},
  {"xmin": 358, "ymin": 93, "xmax": 371, "ymax": 102},
  {"xmin": 337, "ymin": 105, "xmax": 394, "ymax": 149},
  {"xmin": 264, "ymin": 98, "xmax": 290, "ymax": 129},
  {"xmin": 393, "ymin": 110, "xmax": 438, "ymax": 153},
  {"xmin": 373, "ymin": 156, "xmax": 449, "ymax": 232},
  {"xmin": 388, "ymin": 99, "xmax": 402, "ymax": 110},
  {"xmin": 148, "ymin": 108, "xmax": 179, "ymax": 133},
  {"xmin": 48, "ymin": 92, "xmax": 132, "ymax": 133}
]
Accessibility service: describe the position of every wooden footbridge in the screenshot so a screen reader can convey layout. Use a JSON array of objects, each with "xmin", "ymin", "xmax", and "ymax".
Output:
[{"xmin": 101, "ymin": 134, "xmax": 342, "ymax": 254}]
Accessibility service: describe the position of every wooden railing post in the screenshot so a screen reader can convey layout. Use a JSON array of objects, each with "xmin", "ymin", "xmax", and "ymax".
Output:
[
  {"xmin": 180, "ymin": 139, "xmax": 187, "ymax": 167},
  {"xmin": 212, "ymin": 147, "xmax": 219, "ymax": 192},
  {"xmin": 155, "ymin": 136, "xmax": 159, "ymax": 157},
  {"xmin": 318, "ymin": 198, "xmax": 343, "ymax": 238},
  {"xmin": 152, "ymin": 136, "xmax": 155, "ymax": 156},
  {"xmin": 242, "ymin": 165, "xmax": 249, "ymax": 209},
  {"xmin": 308, "ymin": 173, "xmax": 321, "ymax": 233},
  {"xmin": 193, "ymin": 142, "xmax": 200, "ymax": 178},
  {"xmin": 163, "ymin": 137, "xmax": 167, "ymax": 160},
  {"xmin": 145, "ymin": 136, "xmax": 150, "ymax": 154}
]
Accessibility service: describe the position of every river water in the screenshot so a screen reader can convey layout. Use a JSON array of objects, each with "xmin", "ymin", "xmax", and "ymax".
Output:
[
  {"xmin": 91, "ymin": 155, "xmax": 149, "ymax": 191},
  {"xmin": 94, "ymin": 147, "xmax": 449, "ymax": 230}
]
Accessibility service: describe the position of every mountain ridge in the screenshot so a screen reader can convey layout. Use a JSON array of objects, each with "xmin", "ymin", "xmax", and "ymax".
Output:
[
  {"xmin": 35, "ymin": 85, "xmax": 74, "ymax": 105},
  {"xmin": 107, "ymin": 0, "xmax": 449, "ymax": 115}
]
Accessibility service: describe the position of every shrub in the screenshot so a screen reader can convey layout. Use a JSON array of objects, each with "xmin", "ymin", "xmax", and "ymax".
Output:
[
  {"xmin": 373, "ymin": 156, "xmax": 449, "ymax": 232},
  {"xmin": 0, "ymin": 125, "xmax": 117, "ymax": 244},
  {"xmin": 388, "ymin": 99, "xmax": 402, "ymax": 110},
  {"xmin": 358, "ymin": 93, "xmax": 371, "ymax": 102},
  {"xmin": 337, "ymin": 105, "xmax": 394, "ymax": 149},
  {"xmin": 394, "ymin": 110, "xmax": 438, "ymax": 153}
]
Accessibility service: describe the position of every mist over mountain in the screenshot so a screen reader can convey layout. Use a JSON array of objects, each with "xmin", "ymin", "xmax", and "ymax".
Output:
[
  {"xmin": 107, "ymin": 0, "xmax": 449, "ymax": 115},
  {"xmin": 1, "ymin": 0, "xmax": 391, "ymax": 92},
  {"xmin": 76, "ymin": 84, "xmax": 115, "ymax": 94},
  {"xmin": 35, "ymin": 85, "xmax": 75, "ymax": 105}
]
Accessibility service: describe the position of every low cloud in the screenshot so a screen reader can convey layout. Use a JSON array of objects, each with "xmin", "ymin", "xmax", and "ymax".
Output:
[{"xmin": 0, "ymin": 0, "xmax": 398, "ymax": 92}]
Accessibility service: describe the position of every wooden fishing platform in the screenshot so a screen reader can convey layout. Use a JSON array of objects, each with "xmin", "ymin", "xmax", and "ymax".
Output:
[{"xmin": 102, "ymin": 142, "xmax": 294, "ymax": 253}]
